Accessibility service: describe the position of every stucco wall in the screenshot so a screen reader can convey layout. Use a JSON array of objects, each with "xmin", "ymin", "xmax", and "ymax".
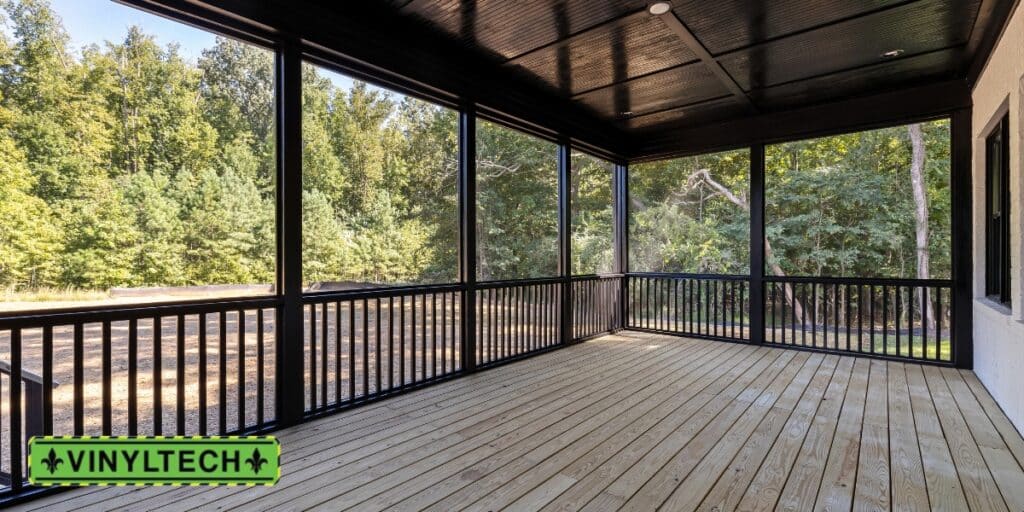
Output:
[{"xmin": 971, "ymin": 1, "xmax": 1024, "ymax": 433}]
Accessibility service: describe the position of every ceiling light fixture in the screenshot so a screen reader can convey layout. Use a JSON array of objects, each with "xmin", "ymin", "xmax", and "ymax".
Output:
[
  {"xmin": 880, "ymin": 48, "xmax": 905, "ymax": 58},
  {"xmin": 620, "ymin": 111, "xmax": 634, "ymax": 116},
  {"xmin": 647, "ymin": 1, "xmax": 672, "ymax": 15}
]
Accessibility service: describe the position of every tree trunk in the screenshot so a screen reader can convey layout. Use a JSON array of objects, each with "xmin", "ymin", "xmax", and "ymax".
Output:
[{"xmin": 908, "ymin": 124, "xmax": 935, "ymax": 336}]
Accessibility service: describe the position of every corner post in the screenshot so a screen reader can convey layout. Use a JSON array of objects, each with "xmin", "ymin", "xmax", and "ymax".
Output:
[
  {"xmin": 614, "ymin": 162, "xmax": 629, "ymax": 330},
  {"xmin": 459, "ymin": 106, "xmax": 478, "ymax": 372},
  {"xmin": 276, "ymin": 40, "xmax": 305, "ymax": 426},
  {"xmin": 951, "ymin": 108, "xmax": 974, "ymax": 368},
  {"xmin": 558, "ymin": 141, "xmax": 573, "ymax": 344},
  {"xmin": 749, "ymin": 143, "xmax": 766, "ymax": 344}
]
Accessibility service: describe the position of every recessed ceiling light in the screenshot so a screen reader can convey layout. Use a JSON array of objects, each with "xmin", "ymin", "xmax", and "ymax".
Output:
[
  {"xmin": 647, "ymin": 1, "xmax": 672, "ymax": 15},
  {"xmin": 881, "ymin": 49, "xmax": 905, "ymax": 58}
]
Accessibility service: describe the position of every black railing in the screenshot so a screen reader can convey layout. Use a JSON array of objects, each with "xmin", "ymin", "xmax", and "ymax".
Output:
[
  {"xmin": 764, "ymin": 276, "xmax": 954, "ymax": 363},
  {"xmin": 476, "ymin": 278, "xmax": 562, "ymax": 366},
  {"xmin": 0, "ymin": 272, "xmax": 963, "ymax": 500},
  {"xmin": 0, "ymin": 297, "xmax": 280, "ymax": 494},
  {"xmin": 572, "ymin": 275, "xmax": 623, "ymax": 341},
  {"xmin": 626, "ymin": 274, "xmax": 750, "ymax": 342},
  {"xmin": 301, "ymin": 284, "xmax": 463, "ymax": 415}
]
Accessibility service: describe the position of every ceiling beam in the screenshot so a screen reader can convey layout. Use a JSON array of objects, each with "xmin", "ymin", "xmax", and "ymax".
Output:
[
  {"xmin": 656, "ymin": 11, "xmax": 756, "ymax": 112},
  {"xmin": 630, "ymin": 79, "xmax": 971, "ymax": 161}
]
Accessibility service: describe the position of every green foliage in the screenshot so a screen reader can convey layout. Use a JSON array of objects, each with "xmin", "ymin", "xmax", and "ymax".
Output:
[
  {"xmin": 476, "ymin": 120, "xmax": 559, "ymax": 281},
  {"xmin": 0, "ymin": 0, "xmax": 275, "ymax": 291},
  {"xmin": 630, "ymin": 149, "xmax": 751, "ymax": 273},
  {"xmin": 571, "ymin": 151, "xmax": 614, "ymax": 275},
  {"xmin": 765, "ymin": 121, "xmax": 951, "ymax": 278}
]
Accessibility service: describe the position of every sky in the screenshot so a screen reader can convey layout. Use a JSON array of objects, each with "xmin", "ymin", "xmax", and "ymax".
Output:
[{"xmin": 1, "ymin": 0, "xmax": 373, "ymax": 92}]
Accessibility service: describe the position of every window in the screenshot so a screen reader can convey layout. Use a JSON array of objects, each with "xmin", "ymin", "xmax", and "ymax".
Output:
[
  {"xmin": 986, "ymin": 113, "xmax": 1011, "ymax": 305},
  {"xmin": 765, "ymin": 120, "xmax": 952, "ymax": 279},
  {"xmin": 0, "ymin": 0, "xmax": 276, "ymax": 311},
  {"xmin": 476, "ymin": 120, "xmax": 558, "ymax": 281},
  {"xmin": 571, "ymin": 151, "xmax": 614, "ymax": 275},
  {"xmin": 300, "ymin": 63, "xmax": 458, "ymax": 289},
  {"xmin": 629, "ymin": 149, "xmax": 751, "ymax": 273}
]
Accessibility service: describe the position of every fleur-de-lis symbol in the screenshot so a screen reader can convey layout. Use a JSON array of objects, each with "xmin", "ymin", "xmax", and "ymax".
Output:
[
  {"xmin": 42, "ymin": 448, "xmax": 63, "ymax": 474},
  {"xmin": 245, "ymin": 448, "xmax": 268, "ymax": 473}
]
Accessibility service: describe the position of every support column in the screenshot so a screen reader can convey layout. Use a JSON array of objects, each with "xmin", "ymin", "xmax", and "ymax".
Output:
[
  {"xmin": 951, "ymin": 108, "xmax": 974, "ymax": 369},
  {"xmin": 459, "ymin": 106, "xmax": 478, "ymax": 372},
  {"xmin": 558, "ymin": 142, "xmax": 573, "ymax": 344},
  {"xmin": 614, "ymin": 162, "xmax": 629, "ymax": 330},
  {"xmin": 749, "ymin": 143, "xmax": 766, "ymax": 344},
  {"xmin": 276, "ymin": 41, "xmax": 305, "ymax": 426}
]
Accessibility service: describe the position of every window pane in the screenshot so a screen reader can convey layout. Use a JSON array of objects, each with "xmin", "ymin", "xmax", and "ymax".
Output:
[
  {"xmin": 476, "ymin": 120, "xmax": 558, "ymax": 281},
  {"xmin": 765, "ymin": 119, "xmax": 951, "ymax": 279},
  {"xmin": 571, "ymin": 151, "xmax": 614, "ymax": 275},
  {"xmin": 300, "ymin": 63, "xmax": 458, "ymax": 289},
  {"xmin": 629, "ymin": 149, "xmax": 751, "ymax": 273},
  {"xmin": 0, "ymin": 0, "xmax": 275, "ymax": 311}
]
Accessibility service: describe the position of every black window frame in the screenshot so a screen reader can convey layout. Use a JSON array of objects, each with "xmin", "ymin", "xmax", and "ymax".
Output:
[{"xmin": 985, "ymin": 113, "xmax": 1012, "ymax": 305}]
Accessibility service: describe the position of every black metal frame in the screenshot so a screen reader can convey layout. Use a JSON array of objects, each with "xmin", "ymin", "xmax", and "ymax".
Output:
[{"xmin": 0, "ymin": 0, "xmax": 991, "ymax": 505}]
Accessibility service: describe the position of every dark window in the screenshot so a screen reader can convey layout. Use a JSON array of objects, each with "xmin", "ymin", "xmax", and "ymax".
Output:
[{"xmin": 985, "ymin": 113, "xmax": 1012, "ymax": 305}]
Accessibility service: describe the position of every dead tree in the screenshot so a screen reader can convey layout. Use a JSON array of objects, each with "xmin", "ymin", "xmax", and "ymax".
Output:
[{"xmin": 908, "ymin": 124, "xmax": 936, "ymax": 337}]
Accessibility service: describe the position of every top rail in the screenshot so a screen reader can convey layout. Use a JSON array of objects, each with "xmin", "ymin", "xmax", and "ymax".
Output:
[{"xmin": 0, "ymin": 296, "xmax": 282, "ymax": 329}]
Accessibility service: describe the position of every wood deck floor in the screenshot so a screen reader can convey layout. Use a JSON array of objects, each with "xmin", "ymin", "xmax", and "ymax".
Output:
[{"xmin": 16, "ymin": 331, "xmax": 1024, "ymax": 511}]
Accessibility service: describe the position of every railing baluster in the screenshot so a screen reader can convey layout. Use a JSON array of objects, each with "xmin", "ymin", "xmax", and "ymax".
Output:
[
  {"xmin": 935, "ymin": 287, "xmax": 942, "ymax": 362},
  {"xmin": 176, "ymin": 315, "xmax": 185, "ymax": 435},
  {"xmin": 218, "ymin": 311, "xmax": 227, "ymax": 433},
  {"xmin": 376, "ymin": 298, "xmax": 382, "ymax": 392},
  {"xmin": 441, "ymin": 293, "xmax": 447, "ymax": 375},
  {"xmin": 102, "ymin": 321, "xmax": 112, "ymax": 435},
  {"xmin": 154, "ymin": 318, "xmax": 163, "ymax": 435},
  {"xmin": 833, "ymin": 284, "xmax": 840, "ymax": 350},
  {"xmin": 322, "ymin": 303, "xmax": 328, "ymax": 407},
  {"xmin": 923, "ymin": 286, "xmax": 930, "ymax": 361},
  {"xmin": 199, "ymin": 318, "xmax": 212, "ymax": 432},
  {"xmin": 895, "ymin": 286, "xmax": 902, "ymax": 357},
  {"xmin": 882, "ymin": 285, "xmax": 889, "ymax": 356},
  {"xmin": 10, "ymin": 328, "xmax": 22, "ymax": 490},
  {"xmin": 399, "ymin": 296, "xmax": 405, "ymax": 388},
  {"xmin": 363, "ymin": 298, "xmax": 369, "ymax": 395},
  {"xmin": 128, "ymin": 319, "xmax": 138, "ymax": 436},
  {"xmin": 336, "ymin": 302, "xmax": 343, "ymax": 402},
  {"xmin": 308, "ymin": 305, "xmax": 316, "ymax": 410},
  {"xmin": 239, "ymin": 309, "xmax": 247, "ymax": 432},
  {"xmin": 42, "ymin": 325, "xmax": 53, "ymax": 436},
  {"xmin": 257, "ymin": 309, "xmax": 265, "ymax": 428},
  {"xmin": 412, "ymin": 294, "xmax": 418, "ymax": 382},
  {"xmin": 389, "ymin": 296, "xmax": 395, "ymax": 389},
  {"xmin": 350, "ymin": 301, "xmax": 356, "ymax": 398}
]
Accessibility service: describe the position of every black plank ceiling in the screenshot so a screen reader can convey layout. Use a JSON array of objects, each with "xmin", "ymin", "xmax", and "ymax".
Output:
[{"xmin": 133, "ymin": 0, "xmax": 1016, "ymax": 160}]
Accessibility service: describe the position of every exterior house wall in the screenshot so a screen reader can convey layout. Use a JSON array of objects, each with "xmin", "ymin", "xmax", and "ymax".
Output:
[{"xmin": 971, "ymin": 1, "xmax": 1024, "ymax": 433}]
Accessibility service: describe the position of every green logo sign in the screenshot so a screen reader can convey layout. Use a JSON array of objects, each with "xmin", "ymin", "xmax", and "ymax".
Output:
[{"xmin": 28, "ymin": 436, "xmax": 280, "ymax": 486}]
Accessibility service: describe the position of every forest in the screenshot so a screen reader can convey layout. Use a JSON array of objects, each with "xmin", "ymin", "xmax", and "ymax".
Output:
[
  {"xmin": 0, "ymin": 0, "xmax": 950, "ymax": 302},
  {"xmin": 630, "ymin": 121, "xmax": 951, "ymax": 281}
]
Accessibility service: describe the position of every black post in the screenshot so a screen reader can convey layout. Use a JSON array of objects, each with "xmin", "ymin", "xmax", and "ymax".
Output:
[
  {"xmin": 459, "ymin": 106, "xmax": 478, "ymax": 372},
  {"xmin": 276, "ymin": 41, "xmax": 305, "ymax": 426},
  {"xmin": 558, "ymin": 141, "xmax": 573, "ymax": 344},
  {"xmin": 749, "ymin": 143, "xmax": 766, "ymax": 344},
  {"xmin": 951, "ymin": 108, "xmax": 974, "ymax": 369},
  {"xmin": 614, "ymin": 162, "xmax": 629, "ymax": 330}
]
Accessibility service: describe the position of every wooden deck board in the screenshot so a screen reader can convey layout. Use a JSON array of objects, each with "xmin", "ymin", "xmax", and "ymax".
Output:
[{"xmin": 13, "ymin": 331, "xmax": 1024, "ymax": 512}]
